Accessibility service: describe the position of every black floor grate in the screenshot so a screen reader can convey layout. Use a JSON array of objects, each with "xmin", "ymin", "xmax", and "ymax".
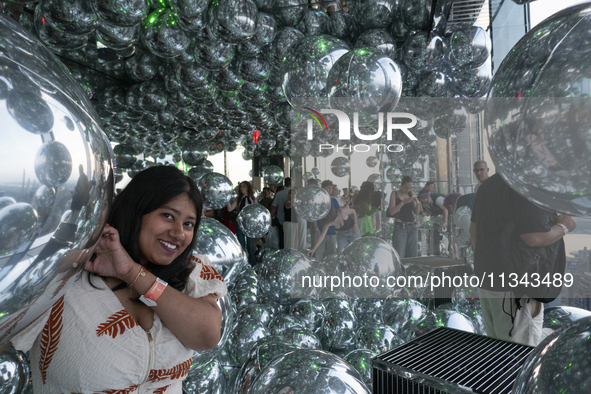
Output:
[{"xmin": 372, "ymin": 327, "xmax": 534, "ymax": 394}]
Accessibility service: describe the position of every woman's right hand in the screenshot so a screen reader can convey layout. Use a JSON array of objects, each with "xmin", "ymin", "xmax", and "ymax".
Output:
[
  {"xmin": 85, "ymin": 224, "xmax": 137, "ymax": 281},
  {"xmin": 403, "ymin": 196, "xmax": 417, "ymax": 204}
]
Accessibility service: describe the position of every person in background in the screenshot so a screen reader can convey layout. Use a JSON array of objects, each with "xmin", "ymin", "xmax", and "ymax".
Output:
[
  {"xmin": 473, "ymin": 160, "xmax": 490, "ymax": 193},
  {"xmin": 342, "ymin": 188, "xmax": 350, "ymax": 205},
  {"xmin": 388, "ymin": 176, "xmax": 421, "ymax": 258},
  {"xmin": 454, "ymin": 193, "xmax": 475, "ymax": 235},
  {"xmin": 306, "ymin": 178, "xmax": 320, "ymax": 248},
  {"xmin": 227, "ymin": 181, "xmax": 258, "ymax": 266},
  {"xmin": 336, "ymin": 198, "xmax": 360, "ymax": 252},
  {"xmin": 259, "ymin": 187, "xmax": 273, "ymax": 211},
  {"xmin": 314, "ymin": 180, "xmax": 341, "ymax": 260},
  {"xmin": 270, "ymin": 178, "xmax": 292, "ymax": 249},
  {"xmin": 418, "ymin": 181, "xmax": 435, "ymax": 199},
  {"xmin": 308, "ymin": 207, "xmax": 345, "ymax": 258},
  {"xmin": 354, "ymin": 181, "xmax": 379, "ymax": 237},
  {"xmin": 470, "ymin": 173, "xmax": 575, "ymax": 346},
  {"xmin": 331, "ymin": 184, "xmax": 343, "ymax": 207}
]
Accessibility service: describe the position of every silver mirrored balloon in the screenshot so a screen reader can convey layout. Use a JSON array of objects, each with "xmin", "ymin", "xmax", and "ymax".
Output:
[
  {"xmin": 321, "ymin": 308, "xmax": 358, "ymax": 355},
  {"xmin": 338, "ymin": 237, "xmax": 402, "ymax": 298},
  {"xmin": 512, "ymin": 317, "xmax": 591, "ymax": 394},
  {"xmin": 235, "ymin": 336, "xmax": 299, "ymax": 393},
  {"xmin": 91, "ymin": 0, "xmax": 148, "ymax": 26},
  {"xmin": 194, "ymin": 217, "xmax": 248, "ymax": 285},
  {"xmin": 543, "ymin": 306, "xmax": 591, "ymax": 332},
  {"xmin": 184, "ymin": 358, "xmax": 227, "ymax": 394},
  {"xmin": 0, "ymin": 349, "xmax": 29, "ymax": 394},
  {"xmin": 272, "ymin": 0, "xmax": 307, "ymax": 27},
  {"xmin": 198, "ymin": 172, "xmax": 234, "ymax": 209},
  {"xmin": 247, "ymin": 349, "xmax": 371, "ymax": 394},
  {"xmin": 344, "ymin": 349, "xmax": 375, "ymax": 389},
  {"xmin": 327, "ymin": 48, "xmax": 402, "ymax": 119},
  {"xmin": 293, "ymin": 186, "xmax": 331, "ymax": 222},
  {"xmin": 142, "ymin": 8, "xmax": 191, "ymax": 58},
  {"xmin": 228, "ymin": 316, "xmax": 270, "ymax": 365},
  {"xmin": 409, "ymin": 310, "xmax": 476, "ymax": 340},
  {"xmin": 330, "ymin": 157, "xmax": 350, "ymax": 177},
  {"xmin": 182, "ymin": 140, "xmax": 209, "ymax": 166},
  {"xmin": 257, "ymin": 249, "xmax": 313, "ymax": 305},
  {"xmin": 39, "ymin": 0, "xmax": 97, "ymax": 35},
  {"xmin": 262, "ymin": 165, "xmax": 284, "ymax": 186},
  {"xmin": 485, "ymin": 3, "xmax": 591, "ymax": 217},
  {"xmin": 354, "ymin": 29, "xmax": 396, "ymax": 59},
  {"xmin": 237, "ymin": 204, "xmax": 272, "ymax": 238},
  {"xmin": 208, "ymin": 0, "xmax": 258, "ymax": 44},
  {"xmin": 448, "ymin": 25, "xmax": 491, "ymax": 69},
  {"xmin": 356, "ymin": 324, "xmax": 403, "ymax": 353},
  {"xmin": 0, "ymin": 12, "xmax": 113, "ymax": 345},
  {"xmin": 192, "ymin": 294, "xmax": 236, "ymax": 366},
  {"xmin": 348, "ymin": 0, "xmax": 400, "ymax": 29},
  {"xmin": 282, "ymin": 35, "xmax": 350, "ymax": 108}
]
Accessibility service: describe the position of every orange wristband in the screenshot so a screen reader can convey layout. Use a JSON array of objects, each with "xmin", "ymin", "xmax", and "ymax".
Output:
[{"xmin": 139, "ymin": 277, "xmax": 168, "ymax": 307}]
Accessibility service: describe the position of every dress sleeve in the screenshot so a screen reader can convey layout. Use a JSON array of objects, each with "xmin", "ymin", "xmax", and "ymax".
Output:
[
  {"xmin": 10, "ymin": 307, "xmax": 52, "ymax": 352},
  {"xmin": 184, "ymin": 255, "xmax": 228, "ymax": 299}
]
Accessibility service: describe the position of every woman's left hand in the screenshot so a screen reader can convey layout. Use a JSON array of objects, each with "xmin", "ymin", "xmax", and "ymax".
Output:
[
  {"xmin": 85, "ymin": 224, "xmax": 137, "ymax": 281},
  {"xmin": 353, "ymin": 225, "xmax": 359, "ymax": 235}
]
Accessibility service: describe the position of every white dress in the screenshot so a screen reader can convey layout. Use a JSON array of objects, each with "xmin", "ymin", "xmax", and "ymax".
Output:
[{"xmin": 11, "ymin": 255, "xmax": 227, "ymax": 394}]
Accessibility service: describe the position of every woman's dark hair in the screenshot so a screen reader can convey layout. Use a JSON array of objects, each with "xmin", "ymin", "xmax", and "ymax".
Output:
[
  {"xmin": 237, "ymin": 181, "xmax": 255, "ymax": 206},
  {"xmin": 401, "ymin": 176, "xmax": 413, "ymax": 186},
  {"xmin": 371, "ymin": 190, "xmax": 382, "ymax": 209},
  {"xmin": 353, "ymin": 181, "xmax": 374, "ymax": 206},
  {"xmin": 98, "ymin": 166, "xmax": 203, "ymax": 292}
]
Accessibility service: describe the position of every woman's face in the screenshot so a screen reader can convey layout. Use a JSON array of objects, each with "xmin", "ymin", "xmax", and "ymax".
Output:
[
  {"xmin": 240, "ymin": 183, "xmax": 247, "ymax": 194},
  {"xmin": 401, "ymin": 182, "xmax": 413, "ymax": 194},
  {"xmin": 138, "ymin": 193, "xmax": 197, "ymax": 266}
]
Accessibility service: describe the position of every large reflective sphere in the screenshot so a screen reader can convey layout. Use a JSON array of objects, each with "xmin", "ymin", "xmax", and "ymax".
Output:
[
  {"xmin": 91, "ymin": 0, "xmax": 149, "ymax": 26},
  {"xmin": 282, "ymin": 35, "xmax": 350, "ymax": 108},
  {"xmin": 193, "ymin": 219, "xmax": 243, "ymax": 283},
  {"xmin": 142, "ymin": 8, "xmax": 191, "ymax": 58},
  {"xmin": 262, "ymin": 165, "xmax": 284, "ymax": 186},
  {"xmin": 513, "ymin": 317, "xmax": 591, "ymax": 393},
  {"xmin": 327, "ymin": 48, "xmax": 402, "ymax": 118},
  {"xmin": 192, "ymin": 294, "xmax": 236, "ymax": 366},
  {"xmin": 247, "ymin": 349, "xmax": 371, "ymax": 393},
  {"xmin": 198, "ymin": 172, "xmax": 234, "ymax": 209},
  {"xmin": 293, "ymin": 186, "xmax": 332, "ymax": 222},
  {"xmin": 338, "ymin": 237, "xmax": 402, "ymax": 298},
  {"xmin": 237, "ymin": 204, "xmax": 271, "ymax": 238},
  {"xmin": 485, "ymin": 3, "xmax": 591, "ymax": 216},
  {"xmin": 331, "ymin": 157, "xmax": 350, "ymax": 177},
  {"xmin": 0, "ymin": 349, "xmax": 29, "ymax": 394},
  {"xmin": 257, "ymin": 249, "xmax": 312, "ymax": 305},
  {"xmin": 0, "ymin": 13, "xmax": 113, "ymax": 345}
]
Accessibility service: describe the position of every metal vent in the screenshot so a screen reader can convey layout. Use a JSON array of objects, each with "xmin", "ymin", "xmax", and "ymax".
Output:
[
  {"xmin": 448, "ymin": 0, "xmax": 489, "ymax": 26},
  {"xmin": 372, "ymin": 327, "xmax": 534, "ymax": 394}
]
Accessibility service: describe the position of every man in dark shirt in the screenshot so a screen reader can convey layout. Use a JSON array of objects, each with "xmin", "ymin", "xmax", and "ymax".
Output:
[
  {"xmin": 470, "ymin": 174, "xmax": 575, "ymax": 346},
  {"xmin": 418, "ymin": 181, "xmax": 435, "ymax": 200}
]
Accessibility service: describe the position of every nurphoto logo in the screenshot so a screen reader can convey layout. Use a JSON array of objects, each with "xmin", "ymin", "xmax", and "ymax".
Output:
[{"xmin": 305, "ymin": 108, "xmax": 419, "ymax": 153}]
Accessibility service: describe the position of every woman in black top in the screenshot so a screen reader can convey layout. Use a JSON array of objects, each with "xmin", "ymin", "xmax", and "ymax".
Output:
[{"xmin": 388, "ymin": 176, "xmax": 421, "ymax": 258}]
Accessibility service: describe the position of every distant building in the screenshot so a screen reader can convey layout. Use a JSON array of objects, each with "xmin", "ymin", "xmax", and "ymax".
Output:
[{"xmin": 574, "ymin": 272, "xmax": 591, "ymax": 312}]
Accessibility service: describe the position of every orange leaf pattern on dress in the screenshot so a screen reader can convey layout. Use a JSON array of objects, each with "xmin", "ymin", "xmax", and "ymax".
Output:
[
  {"xmin": 199, "ymin": 264, "xmax": 223, "ymax": 282},
  {"xmin": 147, "ymin": 358, "xmax": 192, "ymax": 382},
  {"xmin": 95, "ymin": 385, "xmax": 138, "ymax": 394},
  {"xmin": 96, "ymin": 310, "xmax": 137, "ymax": 339},
  {"xmin": 153, "ymin": 385, "xmax": 170, "ymax": 394},
  {"xmin": 0, "ymin": 305, "xmax": 30, "ymax": 343},
  {"xmin": 39, "ymin": 295, "xmax": 65, "ymax": 384}
]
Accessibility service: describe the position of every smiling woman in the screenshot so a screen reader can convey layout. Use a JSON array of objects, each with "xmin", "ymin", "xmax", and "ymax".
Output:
[{"xmin": 7, "ymin": 166, "xmax": 227, "ymax": 394}]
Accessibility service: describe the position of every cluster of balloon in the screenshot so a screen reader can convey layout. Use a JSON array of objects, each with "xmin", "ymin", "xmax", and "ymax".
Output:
[
  {"xmin": 0, "ymin": 12, "xmax": 114, "ymax": 392},
  {"xmin": 485, "ymin": 3, "xmax": 591, "ymax": 217},
  {"xmin": 3, "ymin": 0, "xmax": 492, "ymax": 179},
  {"xmin": 181, "ymin": 231, "xmax": 499, "ymax": 392}
]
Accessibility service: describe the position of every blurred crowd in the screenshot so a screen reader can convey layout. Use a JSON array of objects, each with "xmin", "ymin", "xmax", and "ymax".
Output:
[{"xmin": 205, "ymin": 160, "xmax": 490, "ymax": 265}]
